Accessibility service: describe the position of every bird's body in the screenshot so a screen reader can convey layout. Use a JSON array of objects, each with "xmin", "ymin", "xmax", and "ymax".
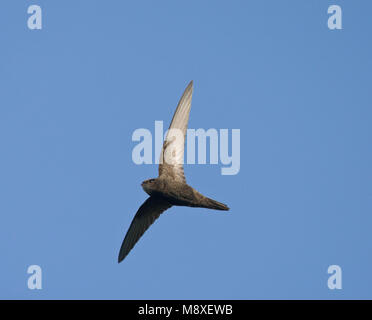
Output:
[
  {"xmin": 118, "ymin": 81, "xmax": 229, "ymax": 263},
  {"xmin": 142, "ymin": 177, "xmax": 229, "ymax": 210}
]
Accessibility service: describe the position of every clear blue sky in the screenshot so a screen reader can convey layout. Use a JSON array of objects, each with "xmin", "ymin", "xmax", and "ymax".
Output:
[{"xmin": 1, "ymin": 0, "xmax": 371, "ymax": 299}]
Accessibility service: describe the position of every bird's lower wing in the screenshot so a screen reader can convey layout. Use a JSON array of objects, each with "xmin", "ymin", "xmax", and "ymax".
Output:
[{"xmin": 118, "ymin": 196, "xmax": 172, "ymax": 262}]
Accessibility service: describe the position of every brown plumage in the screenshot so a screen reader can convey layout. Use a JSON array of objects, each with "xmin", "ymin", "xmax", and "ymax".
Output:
[{"xmin": 118, "ymin": 81, "xmax": 229, "ymax": 263}]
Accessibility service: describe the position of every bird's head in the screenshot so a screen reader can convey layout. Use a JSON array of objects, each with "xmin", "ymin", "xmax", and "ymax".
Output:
[{"xmin": 141, "ymin": 178, "xmax": 157, "ymax": 195}]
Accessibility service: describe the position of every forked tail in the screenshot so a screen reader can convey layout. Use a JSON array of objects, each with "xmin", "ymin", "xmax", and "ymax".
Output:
[{"xmin": 200, "ymin": 197, "xmax": 229, "ymax": 211}]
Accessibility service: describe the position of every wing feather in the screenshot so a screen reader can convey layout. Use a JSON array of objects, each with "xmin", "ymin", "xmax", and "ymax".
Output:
[
  {"xmin": 118, "ymin": 196, "xmax": 172, "ymax": 262},
  {"xmin": 159, "ymin": 81, "xmax": 193, "ymax": 182}
]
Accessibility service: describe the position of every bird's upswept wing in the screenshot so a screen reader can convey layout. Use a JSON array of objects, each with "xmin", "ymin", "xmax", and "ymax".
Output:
[
  {"xmin": 118, "ymin": 196, "xmax": 172, "ymax": 262},
  {"xmin": 159, "ymin": 81, "xmax": 193, "ymax": 183}
]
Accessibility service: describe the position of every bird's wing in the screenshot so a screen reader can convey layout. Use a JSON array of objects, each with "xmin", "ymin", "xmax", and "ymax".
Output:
[
  {"xmin": 159, "ymin": 81, "xmax": 193, "ymax": 183},
  {"xmin": 118, "ymin": 196, "xmax": 172, "ymax": 262}
]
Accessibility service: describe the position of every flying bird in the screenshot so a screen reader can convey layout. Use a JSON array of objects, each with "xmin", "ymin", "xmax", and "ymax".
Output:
[{"xmin": 118, "ymin": 81, "xmax": 229, "ymax": 263}]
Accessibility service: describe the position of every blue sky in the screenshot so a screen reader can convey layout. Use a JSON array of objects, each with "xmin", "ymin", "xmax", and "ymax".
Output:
[{"xmin": 1, "ymin": 0, "xmax": 371, "ymax": 299}]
